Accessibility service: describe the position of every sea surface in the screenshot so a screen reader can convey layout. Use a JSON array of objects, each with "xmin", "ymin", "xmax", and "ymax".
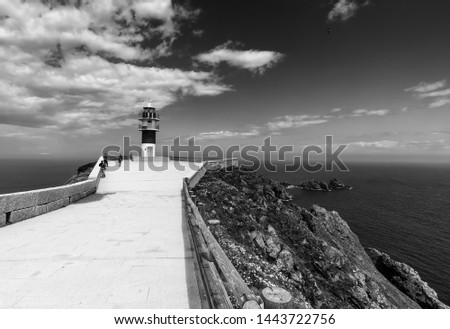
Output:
[
  {"xmin": 0, "ymin": 159, "xmax": 449, "ymax": 306},
  {"xmin": 0, "ymin": 158, "xmax": 95, "ymax": 194},
  {"xmin": 258, "ymin": 162, "xmax": 450, "ymax": 306}
]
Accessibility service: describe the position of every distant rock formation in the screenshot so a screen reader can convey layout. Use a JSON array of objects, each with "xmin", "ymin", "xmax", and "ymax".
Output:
[
  {"xmin": 281, "ymin": 178, "xmax": 352, "ymax": 191},
  {"xmin": 328, "ymin": 178, "xmax": 353, "ymax": 190},
  {"xmin": 365, "ymin": 248, "xmax": 449, "ymax": 309},
  {"xmin": 192, "ymin": 168, "xmax": 447, "ymax": 309},
  {"xmin": 65, "ymin": 162, "xmax": 96, "ymax": 185}
]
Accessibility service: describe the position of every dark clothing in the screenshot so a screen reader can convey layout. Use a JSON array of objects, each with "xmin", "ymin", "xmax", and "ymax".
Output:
[{"xmin": 99, "ymin": 161, "xmax": 106, "ymax": 177}]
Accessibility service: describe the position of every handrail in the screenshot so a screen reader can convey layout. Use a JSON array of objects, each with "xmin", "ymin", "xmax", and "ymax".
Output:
[{"xmin": 183, "ymin": 158, "xmax": 261, "ymax": 309}]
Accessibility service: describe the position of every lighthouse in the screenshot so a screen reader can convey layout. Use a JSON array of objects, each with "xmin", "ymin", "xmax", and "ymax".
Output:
[{"xmin": 138, "ymin": 101, "xmax": 160, "ymax": 158}]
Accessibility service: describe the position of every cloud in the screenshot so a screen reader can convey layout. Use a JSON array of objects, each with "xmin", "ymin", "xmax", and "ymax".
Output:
[
  {"xmin": 0, "ymin": 0, "xmax": 194, "ymax": 61},
  {"xmin": 328, "ymin": 0, "xmax": 369, "ymax": 22},
  {"xmin": 265, "ymin": 108, "xmax": 390, "ymax": 132},
  {"xmin": 350, "ymin": 140, "xmax": 398, "ymax": 149},
  {"xmin": 0, "ymin": 1, "xmax": 233, "ymax": 134},
  {"xmin": 405, "ymin": 79, "xmax": 450, "ymax": 109},
  {"xmin": 0, "ymin": 51, "xmax": 231, "ymax": 133},
  {"xmin": 331, "ymin": 108, "xmax": 342, "ymax": 113},
  {"xmin": 419, "ymin": 89, "xmax": 450, "ymax": 98},
  {"xmin": 267, "ymin": 115, "xmax": 329, "ymax": 131},
  {"xmin": 192, "ymin": 29, "xmax": 204, "ymax": 37},
  {"xmin": 428, "ymin": 98, "xmax": 450, "ymax": 109},
  {"xmin": 404, "ymin": 139, "xmax": 448, "ymax": 150},
  {"xmin": 195, "ymin": 128, "xmax": 260, "ymax": 140},
  {"xmin": 196, "ymin": 42, "xmax": 284, "ymax": 74},
  {"xmin": 351, "ymin": 109, "xmax": 390, "ymax": 116},
  {"xmin": 405, "ymin": 80, "xmax": 447, "ymax": 93}
]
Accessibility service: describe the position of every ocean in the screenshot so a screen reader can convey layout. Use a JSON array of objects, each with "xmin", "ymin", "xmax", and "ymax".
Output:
[
  {"xmin": 259, "ymin": 162, "xmax": 450, "ymax": 306},
  {"xmin": 0, "ymin": 158, "xmax": 95, "ymax": 194},
  {"xmin": 0, "ymin": 159, "xmax": 449, "ymax": 306}
]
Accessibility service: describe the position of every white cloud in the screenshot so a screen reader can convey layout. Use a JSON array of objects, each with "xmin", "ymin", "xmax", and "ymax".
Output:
[
  {"xmin": 405, "ymin": 80, "xmax": 446, "ymax": 93},
  {"xmin": 0, "ymin": 0, "xmax": 191, "ymax": 61},
  {"xmin": 351, "ymin": 109, "xmax": 390, "ymax": 116},
  {"xmin": 328, "ymin": 0, "xmax": 369, "ymax": 22},
  {"xmin": 0, "ymin": 46, "xmax": 231, "ymax": 133},
  {"xmin": 0, "ymin": 1, "xmax": 234, "ymax": 134},
  {"xmin": 196, "ymin": 42, "xmax": 284, "ymax": 74},
  {"xmin": 267, "ymin": 115, "xmax": 329, "ymax": 131},
  {"xmin": 405, "ymin": 79, "xmax": 450, "ymax": 109},
  {"xmin": 428, "ymin": 98, "xmax": 450, "ymax": 109},
  {"xmin": 196, "ymin": 128, "xmax": 260, "ymax": 140},
  {"xmin": 350, "ymin": 140, "xmax": 398, "ymax": 149},
  {"xmin": 404, "ymin": 139, "xmax": 447, "ymax": 149},
  {"xmin": 419, "ymin": 89, "xmax": 450, "ymax": 98},
  {"xmin": 331, "ymin": 108, "xmax": 342, "ymax": 113}
]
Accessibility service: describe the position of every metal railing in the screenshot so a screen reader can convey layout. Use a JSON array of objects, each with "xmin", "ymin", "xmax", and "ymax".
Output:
[
  {"xmin": 138, "ymin": 123, "xmax": 160, "ymax": 131},
  {"xmin": 138, "ymin": 113, "xmax": 160, "ymax": 120}
]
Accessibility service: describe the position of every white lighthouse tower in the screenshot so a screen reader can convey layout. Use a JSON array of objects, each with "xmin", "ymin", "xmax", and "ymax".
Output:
[{"xmin": 138, "ymin": 101, "xmax": 160, "ymax": 158}]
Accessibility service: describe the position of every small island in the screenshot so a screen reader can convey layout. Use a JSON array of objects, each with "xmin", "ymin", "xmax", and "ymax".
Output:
[{"xmin": 282, "ymin": 178, "xmax": 353, "ymax": 191}]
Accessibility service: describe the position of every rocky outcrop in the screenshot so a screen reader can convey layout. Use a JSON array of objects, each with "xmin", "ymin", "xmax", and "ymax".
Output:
[
  {"xmin": 365, "ymin": 248, "xmax": 449, "ymax": 309},
  {"xmin": 192, "ymin": 167, "xmax": 446, "ymax": 309},
  {"xmin": 294, "ymin": 178, "xmax": 352, "ymax": 191},
  {"xmin": 65, "ymin": 162, "xmax": 96, "ymax": 185},
  {"xmin": 328, "ymin": 178, "xmax": 352, "ymax": 190}
]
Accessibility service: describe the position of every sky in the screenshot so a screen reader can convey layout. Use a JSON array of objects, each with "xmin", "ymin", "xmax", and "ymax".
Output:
[{"xmin": 1, "ymin": 0, "xmax": 450, "ymax": 162}]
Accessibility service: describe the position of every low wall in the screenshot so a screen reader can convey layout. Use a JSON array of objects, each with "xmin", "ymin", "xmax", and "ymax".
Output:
[{"xmin": 0, "ymin": 156, "xmax": 103, "ymax": 227}]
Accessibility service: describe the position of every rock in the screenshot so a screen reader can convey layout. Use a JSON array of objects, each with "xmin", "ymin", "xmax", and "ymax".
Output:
[
  {"xmin": 265, "ymin": 236, "xmax": 281, "ymax": 259},
  {"xmin": 365, "ymin": 248, "xmax": 449, "ymax": 309},
  {"xmin": 66, "ymin": 161, "xmax": 96, "ymax": 185},
  {"xmin": 329, "ymin": 178, "xmax": 352, "ymax": 190},
  {"xmin": 77, "ymin": 162, "xmax": 96, "ymax": 175},
  {"xmin": 267, "ymin": 225, "xmax": 277, "ymax": 236},
  {"xmin": 277, "ymin": 249, "xmax": 294, "ymax": 272},
  {"xmin": 290, "ymin": 272, "xmax": 303, "ymax": 284},
  {"xmin": 258, "ymin": 215, "xmax": 268, "ymax": 226},
  {"xmin": 253, "ymin": 232, "xmax": 266, "ymax": 250},
  {"xmin": 319, "ymin": 181, "xmax": 330, "ymax": 191}
]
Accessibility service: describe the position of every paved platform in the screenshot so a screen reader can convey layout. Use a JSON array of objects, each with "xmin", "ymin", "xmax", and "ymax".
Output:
[{"xmin": 0, "ymin": 159, "xmax": 203, "ymax": 308}]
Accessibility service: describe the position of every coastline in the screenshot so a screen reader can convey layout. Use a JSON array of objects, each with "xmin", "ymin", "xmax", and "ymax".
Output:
[{"xmin": 192, "ymin": 166, "xmax": 449, "ymax": 309}]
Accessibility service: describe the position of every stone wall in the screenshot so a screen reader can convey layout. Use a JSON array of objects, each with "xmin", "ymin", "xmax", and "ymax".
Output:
[{"xmin": 0, "ymin": 156, "xmax": 103, "ymax": 227}]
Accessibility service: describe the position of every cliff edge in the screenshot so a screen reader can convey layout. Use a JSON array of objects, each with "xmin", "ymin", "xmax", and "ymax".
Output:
[{"xmin": 192, "ymin": 167, "xmax": 447, "ymax": 309}]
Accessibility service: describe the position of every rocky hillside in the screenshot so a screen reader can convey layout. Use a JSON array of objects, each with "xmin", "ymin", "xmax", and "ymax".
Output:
[{"xmin": 192, "ymin": 167, "xmax": 448, "ymax": 309}]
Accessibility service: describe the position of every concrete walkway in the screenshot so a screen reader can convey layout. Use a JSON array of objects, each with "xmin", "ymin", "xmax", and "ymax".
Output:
[{"xmin": 0, "ymin": 159, "xmax": 203, "ymax": 308}]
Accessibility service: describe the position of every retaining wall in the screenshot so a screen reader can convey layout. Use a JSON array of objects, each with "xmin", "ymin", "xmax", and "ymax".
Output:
[{"xmin": 0, "ymin": 156, "xmax": 103, "ymax": 227}]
